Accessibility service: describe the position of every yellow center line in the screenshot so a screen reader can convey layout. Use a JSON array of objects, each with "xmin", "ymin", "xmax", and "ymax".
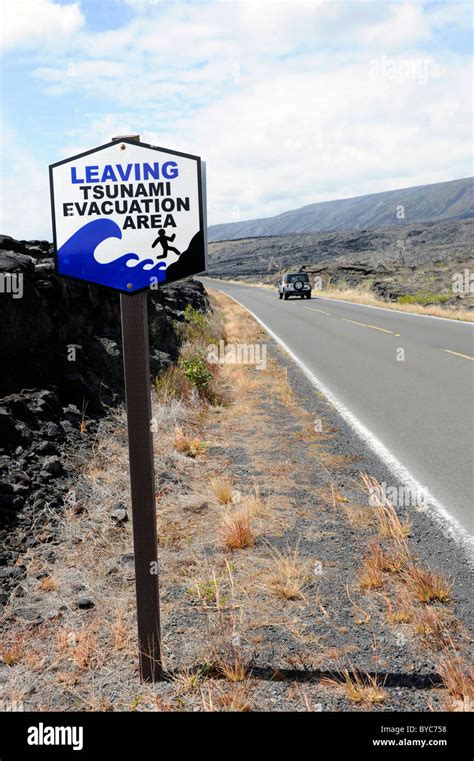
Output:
[
  {"xmin": 443, "ymin": 349, "xmax": 474, "ymax": 361},
  {"xmin": 342, "ymin": 318, "xmax": 400, "ymax": 336},
  {"xmin": 304, "ymin": 306, "xmax": 330, "ymax": 316}
]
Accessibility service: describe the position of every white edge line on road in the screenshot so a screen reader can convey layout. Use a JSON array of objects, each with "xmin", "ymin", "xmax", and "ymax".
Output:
[{"xmin": 218, "ymin": 289, "xmax": 474, "ymax": 557}]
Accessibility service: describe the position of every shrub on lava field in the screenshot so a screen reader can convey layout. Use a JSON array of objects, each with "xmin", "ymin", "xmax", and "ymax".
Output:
[
  {"xmin": 155, "ymin": 364, "xmax": 194, "ymax": 404},
  {"xmin": 398, "ymin": 291, "xmax": 450, "ymax": 305},
  {"xmin": 183, "ymin": 304, "xmax": 209, "ymax": 330},
  {"xmin": 180, "ymin": 356, "xmax": 213, "ymax": 392},
  {"xmin": 176, "ymin": 305, "xmax": 226, "ymax": 349}
]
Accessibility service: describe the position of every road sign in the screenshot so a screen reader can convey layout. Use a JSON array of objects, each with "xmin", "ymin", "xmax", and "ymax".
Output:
[
  {"xmin": 49, "ymin": 134, "xmax": 209, "ymax": 681},
  {"xmin": 49, "ymin": 138, "xmax": 207, "ymax": 293}
]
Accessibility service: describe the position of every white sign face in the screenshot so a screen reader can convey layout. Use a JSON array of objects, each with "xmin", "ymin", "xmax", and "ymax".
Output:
[{"xmin": 49, "ymin": 139, "xmax": 206, "ymax": 293}]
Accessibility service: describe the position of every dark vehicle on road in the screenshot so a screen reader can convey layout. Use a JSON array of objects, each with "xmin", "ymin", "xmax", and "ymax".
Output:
[{"xmin": 278, "ymin": 272, "xmax": 312, "ymax": 300}]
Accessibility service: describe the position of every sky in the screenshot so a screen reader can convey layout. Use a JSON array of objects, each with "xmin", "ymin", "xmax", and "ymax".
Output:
[{"xmin": 0, "ymin": 0, "xmax": 472, "ymax": 240}]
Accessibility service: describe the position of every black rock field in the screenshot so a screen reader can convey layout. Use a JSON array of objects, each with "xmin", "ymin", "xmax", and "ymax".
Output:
[
  {"xmin": 207, "ymin": 218, "xmax": 474, "ymax": 308},
  {"xmin": 0, "ymin": 234, "xmax": 208, "ymax": 611}
]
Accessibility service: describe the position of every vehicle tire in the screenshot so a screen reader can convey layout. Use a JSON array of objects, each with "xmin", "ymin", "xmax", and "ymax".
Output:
[
  {"xmin": 284, "ymin": 294, "xmax": 289, "ymax": 300},
  {"xmin": 306, "ymin": 293, "xmax": 311, "ymax": 299},
  {"xmin": 300, "ymin": 294, "xmax": 304, "ymax": 299}
]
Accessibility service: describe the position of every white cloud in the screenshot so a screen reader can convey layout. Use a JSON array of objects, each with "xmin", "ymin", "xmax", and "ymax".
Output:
[
  {"xmin": 0, "ymin": 129, "xmax": 49, "ymax": 239},
  {"xmin": 426, "ymin": 0, "xmax": 473, "ymax": 32},
  {"xmin": 237, "ymin": 0, "xmax": 333, "ymax": 52},
  {"xmin": 357, "ymin": 2, "xmax": 431, "ymax": 47},
  {"xmin": 1, "ymin": 0, "xmax": 472, "ymax": 238},
  {"xmin": 0, "ymin": 0, "xmax": 85, "ymax": 52},
  {"xmin": 178, "ymin": 55, "xmax": 472, "ymax": 223}
]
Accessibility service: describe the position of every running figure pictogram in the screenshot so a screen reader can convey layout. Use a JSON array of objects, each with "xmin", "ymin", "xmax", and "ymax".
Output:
[{"xmin": 152, "ymin": 229, "xmax": 181, "ymax": 259}]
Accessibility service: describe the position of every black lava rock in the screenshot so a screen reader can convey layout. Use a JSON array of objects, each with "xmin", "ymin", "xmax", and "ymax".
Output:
[
  {"xmin": 41, "ymin": 456, "xmax": 63, "ymax": 476},
  {"xmin": 75, "ymin": 598, "xmax": 95, "ymax": 610},
  {"xmin": 0, "ymin": 234, "xmax": 210, "ymax": 612}
]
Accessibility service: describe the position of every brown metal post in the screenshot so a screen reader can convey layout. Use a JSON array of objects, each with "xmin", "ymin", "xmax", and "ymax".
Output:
[{"xmin": 113, "ymin": 134, "xmax": 162, "ymax": 682}]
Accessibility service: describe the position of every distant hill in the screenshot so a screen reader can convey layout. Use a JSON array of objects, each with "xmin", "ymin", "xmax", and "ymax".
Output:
[
  {"xmin": 207, "ymin": 218, "xmax": 474, "ymax": 280},
  {"xmin": 207, "ymin": 218, "xmax": 474, "ymax": 310},
  {"xmin": 208, "ymin": 177, "xmax": 473, "ymax": 241}
]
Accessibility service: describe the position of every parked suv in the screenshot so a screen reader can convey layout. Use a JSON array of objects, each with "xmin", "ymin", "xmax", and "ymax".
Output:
[{"xmin": 278, "ymin": 272, "xmax": 312, "ymax": 300}]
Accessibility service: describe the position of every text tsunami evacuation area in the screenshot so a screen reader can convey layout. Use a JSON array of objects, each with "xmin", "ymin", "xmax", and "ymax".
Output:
[{"xmin": 62, "ymin": 182, "xmax": 190, "ymax": 230}]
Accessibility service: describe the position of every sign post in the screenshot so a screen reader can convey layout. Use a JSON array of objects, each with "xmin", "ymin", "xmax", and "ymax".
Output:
[
  {"xmin": 120, "ymin": 287, "xmax": 162, "ymax": 680},
  {"xmin": 49, "ymin": 133, "xmax": 207, "ymax": 682},
  {"xmin": 113, "ymin": 134, "xmax": 161, "ymax": 682}
]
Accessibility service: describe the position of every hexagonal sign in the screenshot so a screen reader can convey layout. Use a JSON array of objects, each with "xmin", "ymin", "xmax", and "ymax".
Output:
[{"xmin": 49, "ymin": 138, "xmax": 207, "ymax": 293}]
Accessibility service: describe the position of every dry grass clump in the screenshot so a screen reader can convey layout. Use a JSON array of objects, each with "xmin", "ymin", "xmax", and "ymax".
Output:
[
  {"xmin": 37, "ymin": 575, "xmax": 58, "ymax": 592},
  {"xmin": 361, "ymin": 542, "xmax": 405, "ymax": 578},
  {"xmin": 218, "ymin": 482, "xmax": 271, "ymax": 551},
  {"xmin": 55, "ymin": 623, "xmax": 106, "ymax": 673},
  {"xmin": 360, "ymin": 473, "xmax": 412, "ymax": 544},
  {"xmin": 173, "ymin": 426, "xmax": 203, "ymax": 457},
  {"xmin": 173, "ymin": 669, "xmax": 205, "ymax": 695},
  {"xmin": 111, "ymin": 608, "xmax": 133, "ymax": 652},
  {"xmin": 376, "ymin": 507, "xmax": 412, "ymax": 542},
  {"xmin": 385, "ymin": 593, "xmax": 413, "ymax": 624},
  {"xmin": 211, "ymin": 476, "xmax": 234, "ymax": 504},
  {"xmin": 200, "ymin": 681, "xmax": 251, "ymax": 711},
  {"xmin": 215, "ymin": 654, "xmax": 249, "ymax": 683},
  {"xmin": 358, "ymin": 542, "xmax": 405, "ymax": 589},
  {"xmin": 1, "ymin": 636, "xmax": 25, "ymax": 666},
  {"xmin": 412, "ymin": 607, "xmax": 456, "ymax": 646},
  {"xmin": 221, "ymin": 507, "xmax": 254, "ymax": 551},
  {"xmin": 262, "ymin": 545, "xmax": 309, "ymax": 600},
  {"xmin": 436, "ymin": 651, "xmax": 474, "ymax": 711},
  {"xmin": 214, "ymin": 687, "xmax": 251, "ymax": 711},
  {"xmin": 328, "ymin": 668, "xmax": 386, "ymax": 704},
  {"xmin": 402, "ymin": 565, "xmax": 451, "ymax": 604},
  {"xmin": 358, "ymin": 474, "xmax": 452, "ymax": 621},
  {"xmin": 155, "ymin": 364, "xmax": 195, "ymax": 405},
  {"xmin": 358, "ymin": 550, "xmax": 385, "ymax": 590},
  {"xmin": 273, "ymin": 368, "xmax": 295, "ymax": 406},
  {"xmin": 241, "ymin": 484, "xmax": 268, "ymax": 516}
]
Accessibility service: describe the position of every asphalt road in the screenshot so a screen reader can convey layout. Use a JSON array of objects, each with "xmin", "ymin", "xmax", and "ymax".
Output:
[{"xmin": 201, "ymin": 278, "xmax": 474, "ymax": 539}]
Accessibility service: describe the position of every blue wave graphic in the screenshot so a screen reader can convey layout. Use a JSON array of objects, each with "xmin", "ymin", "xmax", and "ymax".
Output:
[{"xmin": 57, "ymin": 219, "xmax": 167, "ymax": 292}]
